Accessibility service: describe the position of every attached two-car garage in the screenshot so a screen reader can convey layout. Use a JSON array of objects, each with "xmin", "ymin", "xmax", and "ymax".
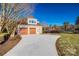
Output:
[
  {"xmin": 18, "ymin": 25, "xmax": 42, "ymax": 35},
  {"xmin": 19, "ymin": 28, "xmax": 36, "ymax": 35}
]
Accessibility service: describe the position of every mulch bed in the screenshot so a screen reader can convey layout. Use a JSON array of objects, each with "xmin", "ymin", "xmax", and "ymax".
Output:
[{"xmin": 0, "ymin": 35, "xmax": 21, "ymax": 56}]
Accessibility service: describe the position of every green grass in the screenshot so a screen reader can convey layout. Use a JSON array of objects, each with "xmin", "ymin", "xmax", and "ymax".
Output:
[{"xmin": 57, "ymin": 33, "xmax": 79, "ymax": 56}]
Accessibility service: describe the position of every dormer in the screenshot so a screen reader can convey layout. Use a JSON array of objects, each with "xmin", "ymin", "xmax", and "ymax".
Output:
[
  {"xmin": 27, "ymin": 18, "xmax": 39, "ymax": 25},
  {"xmin": 17, "ymin": 16, "xmax": 40, "ymax": 25}
]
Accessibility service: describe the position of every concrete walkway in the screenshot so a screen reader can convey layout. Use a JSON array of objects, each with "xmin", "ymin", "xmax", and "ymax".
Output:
[{"xmin": 4, "ymin": 34, "xmax": 60, "ymax": 56}]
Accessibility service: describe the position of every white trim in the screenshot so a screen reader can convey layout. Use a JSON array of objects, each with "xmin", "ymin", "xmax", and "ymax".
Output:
[{"xmin": 28, "ymin": 27, "xmax": 30, "ymax": 34}]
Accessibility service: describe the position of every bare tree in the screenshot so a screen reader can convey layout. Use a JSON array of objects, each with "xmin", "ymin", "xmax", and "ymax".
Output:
[
  {"xmin": 0, "ymin": 3, "xmax": 36, "ymax": 21},
  {"xmin": 0, "ymin": 3, "xmax": 36, "ymax": 34},
  {"xmin": 64, "ymin": 21, "xmax": 69, "ymax": 31}
]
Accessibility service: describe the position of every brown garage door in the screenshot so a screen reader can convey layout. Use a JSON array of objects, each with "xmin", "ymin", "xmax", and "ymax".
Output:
[
  {"xmin": 19, "ymin": 28, "xmax": 28, "ymax": 35},
  {"xmin": 30, "ymin": 28, "xmax": 36, "ymax": 34}
]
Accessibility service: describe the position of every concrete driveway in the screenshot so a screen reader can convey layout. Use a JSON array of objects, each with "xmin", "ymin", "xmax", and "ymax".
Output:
[{"xmin": 4, "ymin": 34, "xmax": 60, "ymax": 56}]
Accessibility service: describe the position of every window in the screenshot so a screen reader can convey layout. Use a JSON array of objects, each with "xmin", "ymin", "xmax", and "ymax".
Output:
[
  {"xmin": 29, "ymin": 20, "xmax": 36, "ymax": 23},
  {"xmin": 29, "ymin": 20, "xmax": 32, "ymax": 23}
]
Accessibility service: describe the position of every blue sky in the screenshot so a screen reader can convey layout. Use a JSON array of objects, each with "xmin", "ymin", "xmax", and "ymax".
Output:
[{"xmin": 32, "ymin": 3, "xmax": 79, "ymax": 26}]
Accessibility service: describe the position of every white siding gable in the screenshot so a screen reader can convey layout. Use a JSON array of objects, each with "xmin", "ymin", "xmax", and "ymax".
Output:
[{"xmin": 27, "ymin": 18, "xmax": 38, "ymax": 25}]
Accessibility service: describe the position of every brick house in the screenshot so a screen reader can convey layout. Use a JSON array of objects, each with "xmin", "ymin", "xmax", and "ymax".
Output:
[{"xmin": 17, "ymin": 16, "xmax": 42, "ymax": 35}]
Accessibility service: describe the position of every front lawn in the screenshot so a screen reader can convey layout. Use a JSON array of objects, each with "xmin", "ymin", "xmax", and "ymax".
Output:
[{"xmin": 56, "ymin": 33, "xmax": 79, "ymax": 56}]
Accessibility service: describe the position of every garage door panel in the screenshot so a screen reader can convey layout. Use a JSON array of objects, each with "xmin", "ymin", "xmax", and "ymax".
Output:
[
  {"xmin": 30, "ymin": 28, "xmax": 36, "ymax": 34},
  {"xmin": 19, "ymin": 28, "xmax": 28, "ymax": 35}
]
